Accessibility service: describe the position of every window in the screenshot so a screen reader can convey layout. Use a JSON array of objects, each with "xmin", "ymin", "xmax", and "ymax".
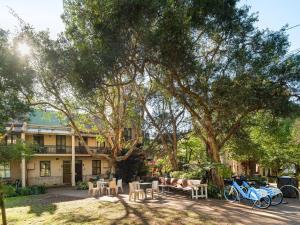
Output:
[
  {"xmin": 33, "ymin": 135, "xmax": 44, "ymax": 146},
  {"xmin": 40, "ymin": 161, "xmax": 51, "ymax": 177},
  {"xmin": 92, "ymin": 160, "xmax": 101, "ymax": 175},
  {"xmin": 6, "ymin": 134, "xmax": 20, "ymax": 144},
  {"xmin": 0, "ymin": 162, "xmax": 11, "ymax": 178},
  {"xmin": 56, "ymin": 135, "xmax": 66, "ymax": 152},
  {"xmin": 123, "ymin": 128, "xmax": 132, "ymax": 141}
]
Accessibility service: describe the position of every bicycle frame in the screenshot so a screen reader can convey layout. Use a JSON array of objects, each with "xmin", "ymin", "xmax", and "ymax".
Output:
[{"xmin": 231, "ymin": 181, "xmax": 268, "ymax": 201}]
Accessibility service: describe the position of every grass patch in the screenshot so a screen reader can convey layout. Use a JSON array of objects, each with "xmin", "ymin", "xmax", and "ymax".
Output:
[{"xmin": 1, "ymin": 194, "xmax": 217, "ymax": 225}]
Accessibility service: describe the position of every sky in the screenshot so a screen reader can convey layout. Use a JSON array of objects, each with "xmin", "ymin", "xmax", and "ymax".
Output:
[{"xmin": 0, "ymin": 0, "xmax": 299, "ymax": 51}]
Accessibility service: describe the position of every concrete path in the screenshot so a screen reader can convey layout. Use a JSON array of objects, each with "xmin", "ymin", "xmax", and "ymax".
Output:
[{"xmin": 47, "ymin": 187, "xmax": 300, "ymax": 225}]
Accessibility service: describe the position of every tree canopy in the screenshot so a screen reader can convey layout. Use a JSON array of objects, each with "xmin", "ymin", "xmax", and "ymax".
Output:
[{"xmin": 62, "ymin": 0, "xmax": 300, "ymax": 186}]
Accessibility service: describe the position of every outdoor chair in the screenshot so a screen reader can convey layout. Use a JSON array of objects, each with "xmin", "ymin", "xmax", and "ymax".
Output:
[
  {"xmin": 116, "ymin": 179, "xmax": 123, "ymax": 194},
  {"xmin": 96, "ymin": 181, "xmax": 106, "ymax": 196},
  {"xmin": 129, "ymin": 182, "xmax": 145, "ymax": 201},
  {"xmin": 106, "ymin": 180, "xmax": 117, "ymax": 195},
  {"xmin": 132, "ymin": 181, "xmax": 145, "ymax": 199},
  {"xmin": 88, "ymin": 182, "xmax": 98, "ymax": 197},
  {"xmin": 146, "ymin": 180, "xmax": 159, "ymax": 199}
]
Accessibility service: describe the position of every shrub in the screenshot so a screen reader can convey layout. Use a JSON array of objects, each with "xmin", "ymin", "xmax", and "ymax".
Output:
[
  {"xmin": 207, "ymin": 184, "xmax": 222, "ymax": 199},
  {"xmin": 17, "ymin": 187, "xmax": 32, "ymax": 196},
  {"xmin": 3, "ymin": 185, "xmax": 18, "ymax": 197},
  {"xmin": 30, "ymin": 185, "xmax": 46, "ymax": 195},
  {"xmin": 76, "ymin": 181, "xmax": 88, "ymax": 190}
]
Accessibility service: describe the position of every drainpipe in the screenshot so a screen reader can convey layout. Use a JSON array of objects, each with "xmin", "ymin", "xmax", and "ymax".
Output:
[
  {"xmin": 21, "ymin": 132, "xmax": 26, "ymax": 187},
  {"xmin": 71, "ymin": 132, "xmax": 76, "ymax": 186}
]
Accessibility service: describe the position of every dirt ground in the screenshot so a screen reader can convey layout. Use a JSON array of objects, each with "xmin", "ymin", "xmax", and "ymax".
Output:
[{"xmin": 45, "ymin": 187, "xmax": 300, "ymax": 225}]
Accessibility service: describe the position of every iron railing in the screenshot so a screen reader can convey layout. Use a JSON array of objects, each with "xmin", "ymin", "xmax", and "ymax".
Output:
[{"xmin": 35, "ymin": 145, "xmax": 110, "ymax": 155}]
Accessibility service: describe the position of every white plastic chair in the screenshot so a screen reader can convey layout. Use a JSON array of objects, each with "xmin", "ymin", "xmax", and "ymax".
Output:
[
  {"xmin": 146, "ymin": 181, "xmax": 159, "ymax": 199},
  {"xmin": 96, "ymin": 181, "xmax": 106, "ymax": 196},
  {"xmin": 88, "ymin": 182, "xmax": 97, "ymax": 197},
  {"xmin": 129, "ymin": 182, "xmax": 145, "ymax": 201},
  {"xmin": 132, "ymin": 181, "xmax": 145, "ymax": 199}
]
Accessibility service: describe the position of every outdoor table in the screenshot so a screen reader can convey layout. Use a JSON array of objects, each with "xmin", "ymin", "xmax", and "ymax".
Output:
[
  {"xmin": 139, "ymin": 182, "xmax": 152, "ymax": 191},
  {"xmin": 139, "ymin": 182, "xmax": 152, "ymax": 199}
]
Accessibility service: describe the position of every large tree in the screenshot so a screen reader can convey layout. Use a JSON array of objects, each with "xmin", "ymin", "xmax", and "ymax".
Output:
[
  {"xmin": 0, "ymin": 28, "xmax": 33, "ymax": 225},
  {"xmin": 63, "ymin": 0, "xmax": 300, "ymax": 187},
  {"xmin": 20, "ymin": 26, "xmax": 142, "ymax": 167}
]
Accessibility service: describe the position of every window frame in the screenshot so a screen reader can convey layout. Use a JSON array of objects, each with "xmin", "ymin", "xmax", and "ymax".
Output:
[
  {"xmin": 0, "ymin": 162, "xmax": 11, "ymax": 178},
  {"xmin": 33, "ymin": 134, "xmax": 44, "ymax": 146},
  {"xmin": 40, "ymin": 161, "xmax": 51, "ymax": 177},
  {"xmin": 92, "ymin": 160, "xmax": 101, "ymax": 176}
]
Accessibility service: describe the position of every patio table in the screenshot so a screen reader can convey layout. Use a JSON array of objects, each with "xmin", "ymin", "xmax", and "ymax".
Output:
[{"xmin": 139, "ymin": 182, "xmax": 152, "ymax": 191}]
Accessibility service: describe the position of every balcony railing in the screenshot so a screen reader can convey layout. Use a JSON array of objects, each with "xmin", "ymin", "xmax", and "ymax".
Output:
[
  {"xmin": 75, "ymin": 146, "xmax": 111, "ymax": 155},
  {"xmin": 35, "ymin": 145, "xmax": 110, "ymax": 155}
]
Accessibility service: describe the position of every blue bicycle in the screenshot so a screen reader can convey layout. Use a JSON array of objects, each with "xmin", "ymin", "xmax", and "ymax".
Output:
[
  {"xmin": 224, "ymin": 180, "xmax": 271, "ymax": 209},
  {"xmin": 242, "ymin": 181, "xmax": 283, "ymax": 206}
]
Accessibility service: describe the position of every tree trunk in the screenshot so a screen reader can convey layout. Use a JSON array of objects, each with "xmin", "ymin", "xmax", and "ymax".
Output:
[
  {"xmin": 0, "ymin": 192, "xmax": 7, "ymax": 225},
  {"xmin": 168, "ymin": 151, "xmax": 178, "ymax": 171},
  {"xmin": 295, "ymin": 164, "xmax": 300, "ymax": 177},
  {"xmin": 207, "ymin": 137, "xmax": 224, "ymax": 189}
]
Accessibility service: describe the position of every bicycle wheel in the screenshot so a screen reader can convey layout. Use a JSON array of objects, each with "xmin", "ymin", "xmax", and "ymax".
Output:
[
  {"xmin": 224, "ymin": 185, "xmax": 238, "ymax": 202},
  {"xmin": 280, "ymin": 185, "xmax": 300, "ymax": 200},
  {"xmin": 254, "ymin": 196, "xmax": 271, "ymax": 209},
  {"xmin": 271, "ymin": 193, "xmax": 283, "ymax": 206}
]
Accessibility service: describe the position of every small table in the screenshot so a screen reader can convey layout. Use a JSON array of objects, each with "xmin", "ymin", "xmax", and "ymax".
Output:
[
  {"xmin": 139, "ymin": 182, "xmax": 152, "ymax": 199},
  {"xmin": 139, "ymin": 182, "xmax": 152, "ymax": 190}
]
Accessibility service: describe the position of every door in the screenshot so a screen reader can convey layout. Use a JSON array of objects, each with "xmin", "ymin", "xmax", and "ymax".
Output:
[
  {"xmin": 75, "ymin": 160, "xmax": 82, "ymax": 182},
  {"xmin": 63, "ymin": 160, "xmax": 71, "ymax": 184},
  {"xmin": 56, "ymin": 135, "xmax": 66, "ymax": 153}
]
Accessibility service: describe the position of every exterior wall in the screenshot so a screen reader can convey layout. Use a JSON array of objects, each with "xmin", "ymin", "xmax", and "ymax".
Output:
[
  {"xmin": 76, "ymin": 156, "xmax": 111, "ymax": 181},
  {"xmin": 44, "ymin": 135, "xmax": 56, "ymax": 145},
  {"xmin": 87, "ymin": 137, "xmax": 97, "ymax": 147},
  {"xmin": 25, "ymin": 134, "xmax": 33, "ymax": 142},
  {"xmin": 66, "ymin": 136, "xmax": 72, "ymax": 146},
  {"xmin": 26, "ymin": 155, "xmax": 111, "ymax": 186},
  {"xmin": 27, "ymin": 156, "xmax": 70, "ymax": 186}
]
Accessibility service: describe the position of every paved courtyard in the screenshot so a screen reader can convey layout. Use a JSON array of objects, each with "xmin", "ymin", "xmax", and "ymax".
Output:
[{"xmin": 45, "ymin": 187, "xmax": 300, "ymax": 225}]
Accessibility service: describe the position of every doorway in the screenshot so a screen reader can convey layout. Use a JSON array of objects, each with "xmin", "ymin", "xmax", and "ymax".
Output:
[
  {"xmin": 75, "ymin": 160, "xmax": 82, "ymax": 182},
  {"xmin": 63, "ymin": 160, "xmax": 71, "ymax": 184}
]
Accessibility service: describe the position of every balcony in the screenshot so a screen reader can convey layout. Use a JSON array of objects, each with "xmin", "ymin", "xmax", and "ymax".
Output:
[
  {"xmin": 35, "ymin": 145, "xmax": 110, "ymax": 155},
  {"xmin": 75, "ymin": 146, "xmax": 111, "ymax": 155}
]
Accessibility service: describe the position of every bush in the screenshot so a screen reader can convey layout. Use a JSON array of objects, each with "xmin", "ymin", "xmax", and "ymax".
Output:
[
  {"xmin": 2, "ymin": 184, "xmax": 46, "ymax": 197},
  {"xmin": 17, "ymin": 187, "xmax": 32, "ymax": 196},
  {"xmin": 30, "ymin": 185, "xmax": 46, "ymax": 195},
  {"xmin": 3, "ymin": 185, "xmax": 18, "ymax": 197},
  {"xmin": 76, "ymin": 181, "xmax": 88, "ymax": 190},
  {"xmin": 207, "ymin": 184, "xmax": 222, "ymax": 199}
]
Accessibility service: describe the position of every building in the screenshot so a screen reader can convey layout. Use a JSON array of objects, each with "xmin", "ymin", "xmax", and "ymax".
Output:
[{"xmin": 0, "ymin": 110, "xmax": 126, "ymax": 187}]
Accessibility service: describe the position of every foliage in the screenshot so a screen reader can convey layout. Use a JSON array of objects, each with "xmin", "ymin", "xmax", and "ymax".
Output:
[
  {"xmin": 76, "ymin": 181, "xmax": 88, "ymax": 190},
  {"xmin": 0, "ymin": 140, "xmax": 35, "ymax": 163},
  {"xmin": 2, "ymin": 185, "xmax": 46, "ymax": 197},
  {"xmin": 0, "ymin": 29, "xmax": 33, "ymax": 133},
  {"xmin": 226, "ymin": 112, "xmax": 300, "ymax": 174},
  {"xmin": 62, "ymin": 0, "xmax": 300, "ymax": 187},
  {"xmin": 177, "ymin": 134, "xmax": 207, "ymax": 168},
  {"xmin": 207, "ymin": 184, "xmax": 223, "ymax": 199},
  {"xmin": 116, "ymin": 150, "xmax": 149, "ymax": 183}
]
